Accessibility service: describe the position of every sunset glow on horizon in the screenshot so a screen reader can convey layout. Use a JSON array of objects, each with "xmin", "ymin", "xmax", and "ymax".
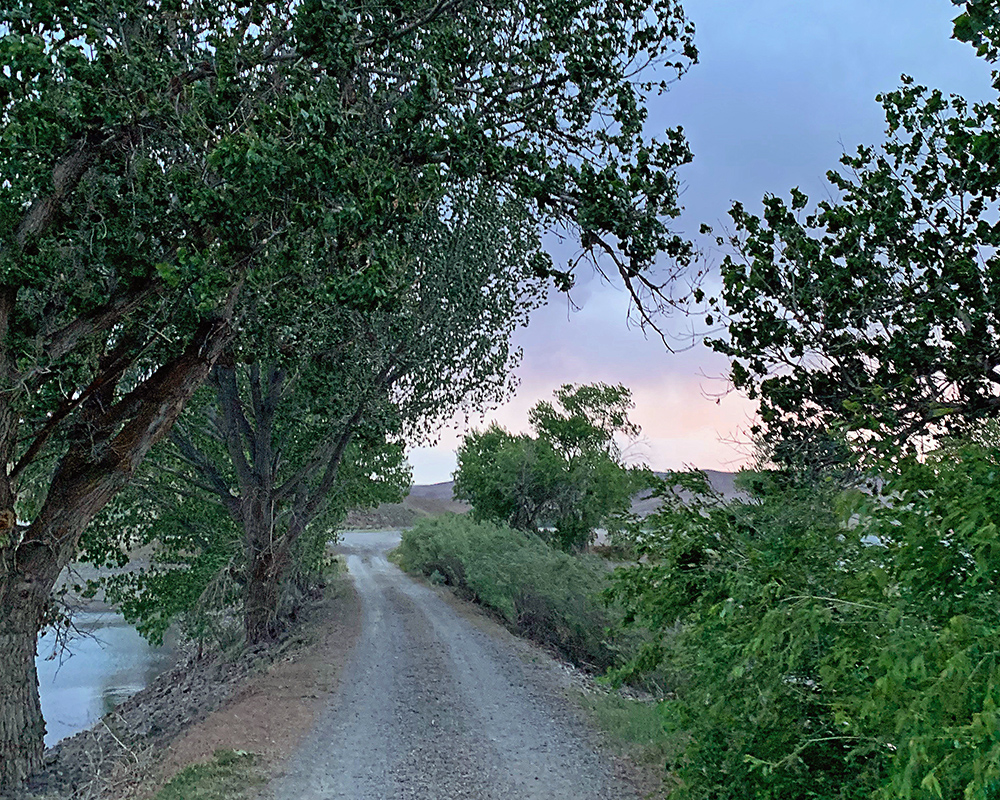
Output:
[{"xmin": 407, "ymin": 0, "xmax": 995, "ymax": 485}]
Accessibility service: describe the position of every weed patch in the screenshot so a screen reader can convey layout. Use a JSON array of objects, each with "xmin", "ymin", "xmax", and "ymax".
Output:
[
  {"xmin": 579, "ymin": 694, "xmax": 679, "ymax": 767},
  {"xmin": 154, "ymin": 749, "xmax": 265, "ymax": 800}
]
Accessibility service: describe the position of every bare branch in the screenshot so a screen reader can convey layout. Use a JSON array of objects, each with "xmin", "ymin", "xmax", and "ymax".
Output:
[{"xmin": 212, "ymin": 362, "xmax": 256, "ymax": 490}]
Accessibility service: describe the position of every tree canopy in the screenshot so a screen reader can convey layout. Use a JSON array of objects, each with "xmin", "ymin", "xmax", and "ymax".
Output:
[
  {"xmin": 453, "ymin": 383, "xmax": 649, "ymax": 550},
  {"xmin": 0, "ymin": 0, "xmax": 700, "ymax": 787},
  {"xmin": 708, "ymin": 79, "xmax": 1000, "ymax": 469},
  {"xmin": 87, "ymin": 186, "xmax": 547, "ymax": 643}
]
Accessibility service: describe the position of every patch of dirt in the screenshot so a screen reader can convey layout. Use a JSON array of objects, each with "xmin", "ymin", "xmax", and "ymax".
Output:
[
  {"xmin": 150, "ymin": 578, "xmax": 361, "ymax": 795},
  {"xmin": 20, "ymin": 575, "xmax": 361, "ymax": 800}
]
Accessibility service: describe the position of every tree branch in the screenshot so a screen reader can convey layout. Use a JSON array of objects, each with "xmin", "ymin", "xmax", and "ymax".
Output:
[
  {"xmin": 213, "ymin": 361, "xmax": 256, "ymax": 491},
  {"xmin": 357, "ymin": 0, "xmax": 466, "ymax": 47},
  {"xmin": 16, "ymin": 303, "xmax": 236, "ymax": 585},
  {"xmin": 36, "ymin": 281, "xmax": 160, "ymax": 369},
  {"xmin": 0, "ymin": 286, "xmax": 16, "ymax": 511},
  {"xmin": 9, "ymin": 61, "xmax": 217, "ymax": 255},
  {"xmin": 11, "ymin": 326, "xmax": 149, "ymax": 480},
  {"xmin": 169, "ymin": 424, "xmax": 238, "ymax": 506}
]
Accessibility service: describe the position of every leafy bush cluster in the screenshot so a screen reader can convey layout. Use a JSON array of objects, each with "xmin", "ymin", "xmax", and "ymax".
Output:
[
  {"xmin": 611, "ymin": 455, "xmax": 1000, "ymax": 800},
  {"xmin": 634, "ymin": 14, "xmax": 1000, "ymax": 797},
  {"xmin": 453, "ymin": 383, "xmax": 650, "ymax": 551},
  {"xmin": 395, "ymin": 514, "xmax": 625, "ymax": 670}
]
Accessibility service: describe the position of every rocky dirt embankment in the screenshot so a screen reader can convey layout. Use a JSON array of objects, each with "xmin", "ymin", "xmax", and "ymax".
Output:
[
  {"xmin": 20, "ymin": 529, "xmax": 658, "ymax": 800},
  {"xmin": 20, "ymin": 576, "xmax": 361, "ymax": 800}
]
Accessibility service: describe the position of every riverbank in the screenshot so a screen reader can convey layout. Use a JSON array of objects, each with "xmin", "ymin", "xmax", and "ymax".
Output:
[
  {"xmin": 38, "ymin": 553, "xmax": 179, "ymax": 747},
  {"xmin": 19, "ymin": 572, "xmax": 361, "ymax": 800},
  {"xmin": 37, "ymin": 609, "xmax": 178, "ymax": 747}
]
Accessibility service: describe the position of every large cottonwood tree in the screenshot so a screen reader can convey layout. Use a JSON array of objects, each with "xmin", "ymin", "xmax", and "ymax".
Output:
[
  {"xmin": 92, "ymin": 189, "xmax": 545, "ymax": 644},
  {"xmin": 454, "ymin": 383, "xmax": 649, "ymax": 550},
  {"xmin": 1, "ymin": 0, "xmax": 696, "ymax": 787}
]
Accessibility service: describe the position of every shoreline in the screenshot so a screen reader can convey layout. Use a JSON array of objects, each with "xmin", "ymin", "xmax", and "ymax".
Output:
[{"xmin": 22, "ymin": 572, "xmax": 361, "ymax": 800}]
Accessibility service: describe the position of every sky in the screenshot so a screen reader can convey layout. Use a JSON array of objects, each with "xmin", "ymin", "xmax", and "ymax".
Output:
[{"xmin": 407, "ymin": 0, "xmax": 998, "ymax": 485}]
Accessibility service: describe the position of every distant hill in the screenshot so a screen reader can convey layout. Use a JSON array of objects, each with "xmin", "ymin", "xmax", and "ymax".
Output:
[
  {"xmin": 341, "ymin": 481, "xmax": 470, "ymax": 529},
  {"xmin": 342, "ymin": 469, "xmax": 741, "ymax": 530},
  {"xmin": 631, "ymin": 469, "xmax": 744, "ymax": 516},
  {"xmin": 404, "ymin": 482, "xmax": 472, "ymax": 515}
]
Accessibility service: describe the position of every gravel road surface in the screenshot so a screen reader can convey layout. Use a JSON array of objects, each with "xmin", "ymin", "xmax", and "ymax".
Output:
[{"xmin": 270, "ymin": 530, "xmax": 638, "ymax": 800}]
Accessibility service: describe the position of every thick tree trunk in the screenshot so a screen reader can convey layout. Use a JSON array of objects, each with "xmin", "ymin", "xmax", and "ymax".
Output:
[
  {"xmin": 241, "ymin": 489, "xmax": 285, "ymax": 645},
  {"xmin": 244, "ymin": 546, "xmax": 286, "ymax": 645},
  {"xmin": 0, "ymin": 314, "xmax": 234, "ymax": 794},
  {"xmin": 0, "ymin": 588, "xmax": 46, "ymax": 791},
  {"xmin": 212, "ymin": 362, "xmax": 363, "ymax": 645}
]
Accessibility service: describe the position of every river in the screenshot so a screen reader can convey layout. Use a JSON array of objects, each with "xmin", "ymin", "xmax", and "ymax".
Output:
[{"xmin": 36, "ymin": 610, "xmax": 176, "ymax": 746}]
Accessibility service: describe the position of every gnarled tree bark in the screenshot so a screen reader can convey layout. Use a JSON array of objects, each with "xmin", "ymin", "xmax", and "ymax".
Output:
[
  {"xmin": 0, "ymin": 311, "xmax": 235, "ymax": 791},
  {"xmin": 169, "ymin": 357, "xmax": 388, "ymax": 645}
]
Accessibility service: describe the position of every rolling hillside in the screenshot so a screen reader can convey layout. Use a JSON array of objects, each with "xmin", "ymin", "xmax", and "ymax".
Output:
[{"xmin": 342, "ymin": 470, "xmax": 741, "ymax": 529}]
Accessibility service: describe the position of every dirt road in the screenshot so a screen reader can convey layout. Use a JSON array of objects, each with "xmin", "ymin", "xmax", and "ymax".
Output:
[{"xmin": 269, "ymin": 530, "xmax": 638, "ymax": 800}]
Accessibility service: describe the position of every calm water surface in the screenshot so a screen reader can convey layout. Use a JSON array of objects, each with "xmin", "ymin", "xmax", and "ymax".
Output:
[{"xmin": 36, "ymin": 610, "xmax": 176, "ymax": 746}]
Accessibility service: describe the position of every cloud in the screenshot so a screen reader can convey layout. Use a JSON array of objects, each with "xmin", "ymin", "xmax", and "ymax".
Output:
[{"xmin": 406, "ymin": 0, "xmax": 996, "ymax": 485}]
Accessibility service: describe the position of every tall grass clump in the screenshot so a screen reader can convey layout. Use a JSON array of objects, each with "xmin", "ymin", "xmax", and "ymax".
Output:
[{"xmin": 395, "ymin": 514, "xmax": 623, "ymax": 670}]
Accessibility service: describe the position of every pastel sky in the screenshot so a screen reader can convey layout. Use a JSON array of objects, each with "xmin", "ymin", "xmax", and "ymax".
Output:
[{"xmin": 408, "ymin": 0, "xmax": 997, "ymax": 485}]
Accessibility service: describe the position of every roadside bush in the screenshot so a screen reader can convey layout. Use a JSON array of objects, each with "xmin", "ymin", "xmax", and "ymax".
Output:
[
  {"xmin": 611, "ymin": 457, "xmax": 1000, "ymax": 800},
  {"xmin": 395, "ymin": 514, "xmax": 624, "ymax": 669}
]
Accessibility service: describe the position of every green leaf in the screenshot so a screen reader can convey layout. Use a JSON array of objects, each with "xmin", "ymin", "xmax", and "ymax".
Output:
[{"xmin": 154, "ymin": 262, "xmax": 181, "ymax": 288}]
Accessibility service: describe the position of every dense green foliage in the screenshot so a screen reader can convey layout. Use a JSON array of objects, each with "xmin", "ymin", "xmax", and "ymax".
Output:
[
  {"xmin": 85, "ymin": 187, "xmax": 544, "ymax": 644},
  {"xmin": 953, "ymin": 0, "xmax": 1000, "ymax": 68},
  {"xmin": 395, "ymin": 514, "xmax": 623, "ymax": 669},
  {"xmin": 617, "ymin": 16, "xmax": 1000, "ymax": 796},
  {"xmin": 86, "ymin": 437, "xmax": 396, "ymax": 646},
  {"xmin": 453, "ymin": 383, "xmax": 650, "ymax": 550},
  {"xmin": 611, "ymin": 456, "xmax": 1000, "ymax": 800},
  {"xmin": 94, "ymin": 498, "xmax": 244, "ymax": 646},
  {"xmin": 708, "ymin": 78, "xmax": 1000, "ymax": 470},
  {"xmin": 615, "ymin": 15, "xmax": 1000, "ymax": 793}
]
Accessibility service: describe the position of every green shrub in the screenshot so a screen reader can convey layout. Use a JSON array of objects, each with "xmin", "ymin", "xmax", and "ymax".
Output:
[
  {"xmin": 396, "ymin": 514, "xmax": 625, "ymax": 669},
  {"xmin": 611, "ymin": 457, "xmax": 1000, "ymax": 800}
]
